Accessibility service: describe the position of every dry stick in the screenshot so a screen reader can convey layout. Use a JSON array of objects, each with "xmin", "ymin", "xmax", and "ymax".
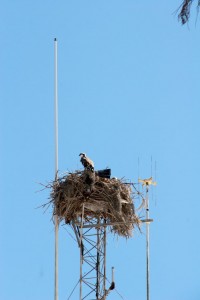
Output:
[{"xmin": 50, "ymin": 172, "xmax": 141, "ymax": 237}]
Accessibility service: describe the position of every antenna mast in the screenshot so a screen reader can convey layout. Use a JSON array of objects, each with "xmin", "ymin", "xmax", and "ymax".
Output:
[
  {"xmin": 138, "ymin": 176, "xmax": 156, "ymax": 300},
  {"xmin": 146, "ymin": 184, "xmax": 150, "ymax": 300},
  {"xmin": 54, "ymin": 37, "xmax": 59, "ymax": 300}
]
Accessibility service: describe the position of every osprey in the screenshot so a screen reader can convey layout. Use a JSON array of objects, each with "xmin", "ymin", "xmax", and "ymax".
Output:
[{"xmin": 79, "ymin": 153, "xmax": 94, "ymax": 171}]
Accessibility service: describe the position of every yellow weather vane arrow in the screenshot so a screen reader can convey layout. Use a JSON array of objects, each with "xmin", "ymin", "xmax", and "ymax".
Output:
[{"xmin": 138, "ymin": 177, "xmax": 157, "ymax": 187}]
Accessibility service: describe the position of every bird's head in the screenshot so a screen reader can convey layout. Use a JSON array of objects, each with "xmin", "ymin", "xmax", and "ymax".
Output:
[{"xmin": 79, "ymin": 153, "xmax": 86, "ymax": 158}]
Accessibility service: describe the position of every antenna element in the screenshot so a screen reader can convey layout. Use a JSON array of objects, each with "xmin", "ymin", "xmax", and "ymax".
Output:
[{"xmin": 54, "ymin": 37, "xmax": 59, "ymax": 300}]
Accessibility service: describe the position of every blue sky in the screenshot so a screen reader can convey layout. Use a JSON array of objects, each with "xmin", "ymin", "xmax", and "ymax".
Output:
[{"xmin": 1, "ymin": 1, "xmax": 200, "ymax": 300}]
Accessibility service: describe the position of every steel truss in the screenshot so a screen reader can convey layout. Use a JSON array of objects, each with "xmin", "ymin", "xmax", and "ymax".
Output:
[
  {"xmin": 73, "ymin": 217, "xmax": 111, "ymax": 300},
  {"xmin": 72, "ymin": 216, "xmax": 152, "ymax": 300}
]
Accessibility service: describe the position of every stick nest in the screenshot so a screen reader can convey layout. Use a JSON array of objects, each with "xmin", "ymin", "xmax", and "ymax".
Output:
[
  {"xmin": 178, "ymin": 0, "xmax": 200, "ymax": 24},
  {"xmin": 51, "ymin": 170, "xmax": 140, "ymax": 237}
]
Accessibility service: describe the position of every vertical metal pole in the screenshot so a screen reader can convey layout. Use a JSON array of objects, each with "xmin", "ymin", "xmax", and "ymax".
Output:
[
  {"xmin": 96, "ymin": 220, "xmax": 100, "ymax": 299},
  {"xmin": 146, "ymin": 186, "xmax": 150, "ymax": 300},
  {"xmin": 54, "ymin": 37, "xmax": 59, "ymax": 300},
  {"xmin": 80, "ymin": 243, "xmax": 82, "ymax": 300},
  {"xmin": 103, "ymin": 220, "xmax": 107, "ymax": 298},
  {"xmin": 54, "ymin": 38, "xmax": 58, "ymax": 178},
  {"xmin": 80, "ymin": 204, "xmax": 84, "ymax": 300}
]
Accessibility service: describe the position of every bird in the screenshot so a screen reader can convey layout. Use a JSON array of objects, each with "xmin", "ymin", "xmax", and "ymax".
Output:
[{"xmin": 79, "ymin": 153, "xmax": 94, "ymax": 171}]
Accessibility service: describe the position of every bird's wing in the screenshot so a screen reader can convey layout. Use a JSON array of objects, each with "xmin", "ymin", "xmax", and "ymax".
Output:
[{"xmin": 86, "ymin": 157, "xmax": 94, "ymax": 167}]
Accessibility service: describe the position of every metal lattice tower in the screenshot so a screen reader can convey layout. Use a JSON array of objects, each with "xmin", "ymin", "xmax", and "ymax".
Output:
[{"xmin": 72, "ymin": 211, "xmax": 114, "ymax": 300}]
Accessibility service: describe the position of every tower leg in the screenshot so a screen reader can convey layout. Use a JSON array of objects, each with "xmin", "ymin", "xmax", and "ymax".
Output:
[{"xmin": 77, "ymin": 218, "xmax": 107, "ymax": 300}]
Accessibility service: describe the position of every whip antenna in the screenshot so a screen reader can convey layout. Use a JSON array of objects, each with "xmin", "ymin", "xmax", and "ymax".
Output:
[
  {"xmin": 146, "ymin": 184, "xmax": 150, "ymax": 300},
  {"xmin": 54, "ymin": 37, "xmax": 59, "ymax": 300},
  {"xmin": 138, "ymin": 177, "xmax": 156, "ymax": 300}
]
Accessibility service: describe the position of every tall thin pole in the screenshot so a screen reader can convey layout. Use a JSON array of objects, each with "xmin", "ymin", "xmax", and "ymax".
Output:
[
  {"xmin": 96, "ymin": 222, "xmax": 100, "ymax": 299},
  {"xmin": 80, "ymin": 204, "xmax": 84, "ymax": 300},
  {"xmin": 80, "ymin": 245, "xmax": 82, "ymax": 300},
  {"xmin": 54, "ymin": 37, "xmax": 59, "ymax": 300},
  {"xmin": 139, "ymin": 177, "xmax": 156, "ymax": 300},
  {"xmin": 54, "ymin": 38, "xmax": 58, "ymax": 179},
  {"xmin": 146, "ymin": 185, "xmax": 150, "ymax": 300},
  {"xmin": 103, "ymin": 220, "xmax": 107, "ymax": 298}
]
